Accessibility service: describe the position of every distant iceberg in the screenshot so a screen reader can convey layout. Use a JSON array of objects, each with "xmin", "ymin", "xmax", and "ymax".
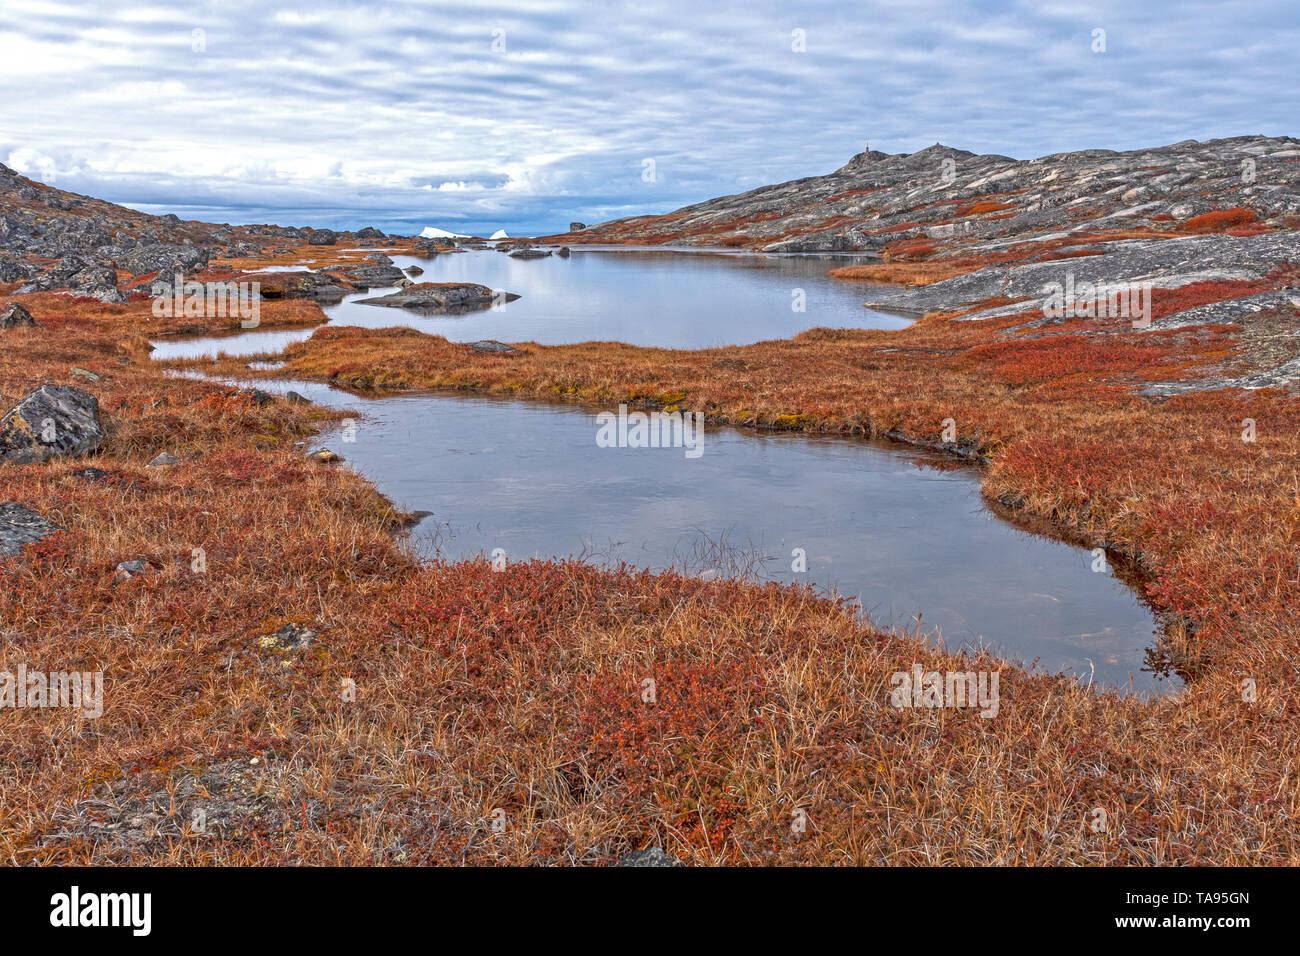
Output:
[
  {"xmin": 420, "ymin": 226, "xmax": 468, "ymax": 239},
  {"xmin": 489, "ymin": 229, "xmax": 508, "ymax": 240}
]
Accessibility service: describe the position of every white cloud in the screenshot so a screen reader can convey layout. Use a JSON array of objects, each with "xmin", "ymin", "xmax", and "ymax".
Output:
[{"xmin": 1, "ymin": 0, "xmax": 1295, "ymax": 234}]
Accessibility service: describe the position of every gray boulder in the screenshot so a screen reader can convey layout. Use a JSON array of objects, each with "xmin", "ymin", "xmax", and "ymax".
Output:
[
  {"xmin": 0, "ymin": 302, "xmax": 36, "ymax": 328},
  {"xmin": 469, "ymin": 340, "xmax": 519, "ymax": 354},
  {"xmin": 0, "ymin": 255, "xmax": 34, "ymax": 282},
  {"xmin": 68, "ymin": 264, "xmax": 126, "ymax": 303},
  {"xmin": 219, "ymin": 271, "xmax": 349, "ymax": 304},
  {"xmin": 356, "ymin": 282, "xmax": 519, "ymax": 314},
  {"xmin": 412, "ymin": 237, "xmax": 450, "ymax": 255},
  {"xmin": 0, "ymin": 385, "xmax": 105, "ymax": 465},
  {"xmin": 326, "ymin": 263, "xmax": 405, "ymax": 289},
  {"xmin": 115, "ymin": 243, "xmax": 210, "ymax": 277}
]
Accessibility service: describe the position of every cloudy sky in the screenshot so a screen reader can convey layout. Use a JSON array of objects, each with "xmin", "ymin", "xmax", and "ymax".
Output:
[{"xmin": 1, "ymin": 0, "xmax": 1296, "ymax": 235}]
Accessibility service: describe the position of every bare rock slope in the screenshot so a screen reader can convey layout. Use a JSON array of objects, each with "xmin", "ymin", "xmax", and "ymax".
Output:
[{"xmin": 556, "ymin": 136, "xmax": 1300, "ymax": 253}]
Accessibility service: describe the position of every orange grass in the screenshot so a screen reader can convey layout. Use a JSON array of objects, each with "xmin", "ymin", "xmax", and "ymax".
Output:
[{"xmin": 2, "ymin": 266, "xmax": 1299, "ymax": 865}]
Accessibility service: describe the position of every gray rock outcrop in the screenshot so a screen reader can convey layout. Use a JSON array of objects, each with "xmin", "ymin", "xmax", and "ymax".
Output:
[{"xmin": 0, "ymin": 385, "xmax": 104, "ymax": 465}]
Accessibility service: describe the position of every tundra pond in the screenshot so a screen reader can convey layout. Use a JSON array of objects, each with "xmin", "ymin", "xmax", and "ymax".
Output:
[{"xmin": 156, "ymin": 248, "xmax": 1169, "ymax": 693}]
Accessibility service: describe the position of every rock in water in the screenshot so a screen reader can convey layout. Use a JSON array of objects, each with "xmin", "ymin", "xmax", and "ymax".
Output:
[
  {"xmin": 0, "ymin": 302, "xmax": 36, "ymax": 328},
  {"xmin": 356, "ymin": 282, "xmax": 519, "ymax": 314},
  {"xmin": 0, "ymin": 385, "xmax": 104, "ymax": 464},
  {"xmin": 0, "ymin": 502, "xmax": 62, "ymax": 557}
]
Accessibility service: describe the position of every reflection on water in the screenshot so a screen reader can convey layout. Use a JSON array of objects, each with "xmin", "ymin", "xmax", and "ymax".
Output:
[
  {"xmin": 155, "ymin": 248, "xmax": 1171, "ymax": 694},
  {"xmin": 149, "ymin": 248, "xmax": 905, "ymax": 359},
  {"xmin": 226, "ymin": 376, "xmax": 1168, "ymax": 694}
]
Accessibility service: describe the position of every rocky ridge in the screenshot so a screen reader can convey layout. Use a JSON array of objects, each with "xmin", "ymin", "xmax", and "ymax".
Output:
[
  {"xmin": 556, "ymin": 136, "xmax": 1300, "ymax": 254},
  {"xmin": 0, "ymin": 161, "xmax": 393, "ymax": 302}
]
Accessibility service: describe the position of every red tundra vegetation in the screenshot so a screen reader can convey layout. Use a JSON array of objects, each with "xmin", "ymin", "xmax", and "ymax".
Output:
[
  {"xmin": 1182, "ymin": 207, "xmax": 1257, "ymax": 234},
  {"xmin": 2, "ymin": 235, "xmax": 1299, "ymax": 864}
]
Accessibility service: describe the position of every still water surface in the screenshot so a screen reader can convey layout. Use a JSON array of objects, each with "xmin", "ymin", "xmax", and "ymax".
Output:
[{"xmin": 155, "ymin": 248, "xmax": 1168, "ymax": 693}]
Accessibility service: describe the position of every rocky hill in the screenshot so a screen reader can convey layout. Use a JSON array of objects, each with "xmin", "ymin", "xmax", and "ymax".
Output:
[
  {"xmin": 556, "ymin": 136, "xmax": 1300, "ymax": 253},
  {"xmin": 552, "ymin": 136, "xmax": 1300, "ymax": 378},
  {"xmin": 0, "ymin": 163, "xmax": 389, "ymax": 302}
]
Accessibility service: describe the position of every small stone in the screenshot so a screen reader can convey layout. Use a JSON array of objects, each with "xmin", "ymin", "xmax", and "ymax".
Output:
[
  {"xmin": 237, "ymin": 387, "xmax": 273, "ymax": 406},
  {"xmin": 469, "ymin": 340, "xmax": 519, "ymax": 354},
  {"xmin": 616, "ymin": 847, "xmax": 683, "ymax": 867},
  {"xmin": 556, "ymin": 246, "xmax": 571, "ymax": 258},
  {"xmin": 113, "ymin": 559, "xmax": 151, "ymax": 583},
  {"xmin": 70, "ymin": 367, "xmax": 100, "ymax": 381},
  {"xmin": 148, "ymin": 452, "xmax": 181, "ymax": 467},
  {"xmin": 285, "ymin": 391, "xmax": 310, "ymax": 404},
  {"xmin": 307, "ymin": 449, "xmax": 342, "ymax": 464},
  {"xmin": 259, "ymin": 622, "xmax": 318, "ymax": 652}
]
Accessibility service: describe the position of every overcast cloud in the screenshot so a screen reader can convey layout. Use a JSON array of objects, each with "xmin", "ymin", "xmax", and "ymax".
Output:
[{"xmin": 1, "ymin": 0, "xmax": 1296, "ymax": 235}]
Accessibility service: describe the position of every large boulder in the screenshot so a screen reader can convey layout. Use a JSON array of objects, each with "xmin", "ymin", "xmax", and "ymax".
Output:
[
  {"xmin": 306, "ymin": 229, "xmax": 338, "ymax": 246},
  {"xmin": 0, "ymin": 502, "xmax": 62, "ymax": 558},
  {"xmin": 324, "ymin": 262, "xmax": 405, "ymax": 289},
  {"xmin": 0, "ymin": 385, "xmax": 104, "ymax": 464},
  {"xmin": 114, "ymin": 242, "xmax": 210, "ymax": 277},
  {"xmin": 355, "ymin": 282, "xmax": 519, "ymax": 314},
  {"xmin": 220, "ymin": 271, "xmax": 350, "ymax": 303},
  {"xmin": 68, "ymin": 264, "xmax": 126, "ymax": 303},
  {"xmin": 0, "ymin": 302, "xmax": 36, "ymax": 328},
  {"xmin": 412, "ymin": 237, "xmax": 452, "ymax": 255},
  {"xmin": 0, "ymin": 255, "xmax": 34, "ymax": 283}
]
